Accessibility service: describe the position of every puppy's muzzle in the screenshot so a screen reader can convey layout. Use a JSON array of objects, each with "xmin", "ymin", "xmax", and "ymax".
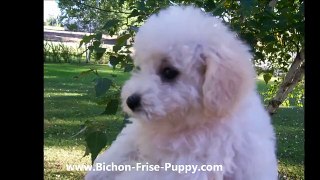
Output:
[{"xmin": 126, "ymin": 94, "xmax": 141, "ymax": 111}]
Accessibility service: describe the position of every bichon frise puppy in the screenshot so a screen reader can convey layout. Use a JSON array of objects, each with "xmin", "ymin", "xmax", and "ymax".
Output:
[{"xmin": 86, "ymin": 5, "xmax": 278, "ymax": 180}]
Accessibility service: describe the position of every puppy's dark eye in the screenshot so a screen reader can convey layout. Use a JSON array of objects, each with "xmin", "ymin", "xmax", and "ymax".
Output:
[{"xmin": 160, "ymin": 67, "xmax": 179, "ymax": 82}]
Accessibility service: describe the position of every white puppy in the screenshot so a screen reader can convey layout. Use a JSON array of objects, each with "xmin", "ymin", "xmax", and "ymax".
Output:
[{"xmin": 86, "ymin": 5, "xmax": 278, "ymax": 180}]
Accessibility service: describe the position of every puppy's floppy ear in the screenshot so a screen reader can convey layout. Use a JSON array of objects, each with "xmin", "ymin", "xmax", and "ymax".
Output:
[{"xmin": 201, "ymin": 47, "xmax": 255, "ymax": 117}]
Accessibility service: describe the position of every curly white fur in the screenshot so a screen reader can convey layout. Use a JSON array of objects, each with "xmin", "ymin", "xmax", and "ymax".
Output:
[{"xmin": 85, "ymin": 5, "xmax": 278, "ymax": 180}]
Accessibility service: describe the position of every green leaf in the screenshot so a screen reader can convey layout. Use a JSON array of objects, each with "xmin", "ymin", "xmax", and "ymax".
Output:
[
  {"xmin": 240, "ymin": 32, "xmax": 256, "ymax": 47},
  {"xmin": 265, "ymin": 43, "xmax": 277, "ymax": 53},
  {"xmin": 95, "ymin": 47, "xmax": 106, "ymax": 53},
  {"xmin": 118, "ymin": 0, "xmax": 125, "ymax": 6},
  {"xmin": 116, "ymin": 34, "xmax": 131, "ymax": 46},
  {"xmin": 102, "ymin": 99, "xmax": 119, "ymax": 115},
  {"xmin": 255, "ymin": 51, "xmax": 264, "ymax": 60},
  {"xmin": 284, "ymin": 54, "xmax": 292, "ymax": 60},
  {"xmin": 266, "ymin": 68, "xmax": 274, "ymax": 74},
  {"xmin": 88, "ymin": 45, "xmax": 94, "ymax": 53},
  {"xmin": 95, "ymin": 97, "xmax": 109, "ymax": 106},
  {"xmin": 128, "ymin": 9, "xmax": 140, "ymax": 18},
  {"xmin": 137, "ymin": 16, "xmax": 144, "ymax": 23},
  {"xmin": 195, "ymin": 0, "xmax": 204, "ymax": 7},
  {"xmin": 113, "ymin": 44, "xmax": 122, "ymax": 52},
  {"xmin": 95, "ymin": 78, "xmax": 112, "ymax": 97},
  {"xmin": 95, "ymin": 52, "xmax": 104, "ymax": 61},
  {"xmin": 109, "ymin": 30, "xmax": 116, "ymax": 37},
  {"xmin": 82, "ymin": 35, "xmax": 95, "ymax": 43},
  {"xmin": 137, "ymin": 1, "xmax": 146, "ymax": 11},
  {"xmin": 79, "ymin": 40, "xmax": 84, "ymax": 48},
  {"xmin": 82, "ymin": 145, "xmax": 90, "ymax": 158},
  {"xmin": 85, "ymin": 131, "xmax": 107, "ymax": 164},
  {"xmin": 94, "ymin": 47, "xmax": 106, "ymax": 60},
  {"xmin": 213, "ymin": 6, "xmax": 224, "ymax": 16},
  {"xmin": 109, "ymin": 56, "xmax": 120, "ymax": 68},
  {"xmin": 263, "ymin": 73, "xmax": 272, "ymax": 84},
  {"xmin": 103, "ymin": 19, "xmax": 120, "ymax": 31},
  {"xmin": 240, "ymin": 0, "xmax": 254, "ymax": 16},
  {"xmin": 124, "ymin": 64, "xmax": 134, "ymax": 72},
  {"xmin": 263, "ymin": 35, "xmax": 276, "ymax": 42},
  {"xmin": 93, "ymin": 40, "xmax": 101, "ymax": 48},
  {"xmin": 204, "ymin": 1, "xmax": 216, "ymax": 11},
  {"xmin": 255, "ymin": 66, "xmax": 263, "ymax": 75},
  {"xmin": 95, "ymin": 32, "xmax": 102, "ymax": 41}
]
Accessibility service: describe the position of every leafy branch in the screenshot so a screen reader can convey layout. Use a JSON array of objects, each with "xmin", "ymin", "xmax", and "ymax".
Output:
[{"xmin": 71, "ymin": 0, "xmax": 131, "ymax": 14}]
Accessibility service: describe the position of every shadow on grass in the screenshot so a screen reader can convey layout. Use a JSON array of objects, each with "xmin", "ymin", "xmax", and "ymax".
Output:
[
  {"xmin": 45, "ymin": 95, "xmax": 104, "ymax": 119},
  {"xmin": 272, "ymin": 107, "xmax": 304, "ymax": 167},
  {"xmin": 44, "ymin": 63, "xmax": 129, "ymax": 150}
]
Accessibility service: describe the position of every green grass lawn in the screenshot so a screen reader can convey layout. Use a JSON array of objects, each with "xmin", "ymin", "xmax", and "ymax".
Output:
[{"xmin": 44, "ymin": 63, "xmax": 304, "ymax": 179}]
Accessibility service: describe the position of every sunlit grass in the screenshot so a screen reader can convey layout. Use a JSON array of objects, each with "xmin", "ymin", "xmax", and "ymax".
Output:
[
  {"xmin": 44, "ymin": 146, "xmax": 90, "ymax": 179},
  {"xmin": 44, "ymin": 92, "xmax": 86, "ymax": 98}
]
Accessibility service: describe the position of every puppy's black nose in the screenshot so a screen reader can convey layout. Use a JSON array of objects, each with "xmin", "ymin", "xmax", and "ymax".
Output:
[{"xmin": 126, "ymin": 94, "xmax": 141, "ymax": 111}]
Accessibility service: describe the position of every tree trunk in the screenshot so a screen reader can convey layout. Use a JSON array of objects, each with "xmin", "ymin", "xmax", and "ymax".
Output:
[
  {"xmin": 85, "ymin": 44, "xmax": 91, "ymax": 63},
  {"xmin": 267, "ymin": 49, "xmax": 305, "ymax": 115}
]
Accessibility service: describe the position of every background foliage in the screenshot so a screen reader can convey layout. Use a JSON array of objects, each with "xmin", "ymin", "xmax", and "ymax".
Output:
[{"xmin": 45, "ymin": 0, "xmax": 305, "ymax": 177}]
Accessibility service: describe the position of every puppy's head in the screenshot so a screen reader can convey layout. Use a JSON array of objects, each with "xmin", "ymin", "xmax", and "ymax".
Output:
[{"xmin": 121, "ymin": 6, "xmax": 256, "ymax": 122}]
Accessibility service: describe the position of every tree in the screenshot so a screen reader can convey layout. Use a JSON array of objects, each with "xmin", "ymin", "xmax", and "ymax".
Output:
[
  {"xmin": 59, "ymin": 0, "xmax": 304, "ymax": 115},
  {"xmin": 223, "ymin": 0, "xmax": 305, "ymax": 114},
  {"xmin": 46, "ymin": 15, "xmax": 59, "ymax": 26}
]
